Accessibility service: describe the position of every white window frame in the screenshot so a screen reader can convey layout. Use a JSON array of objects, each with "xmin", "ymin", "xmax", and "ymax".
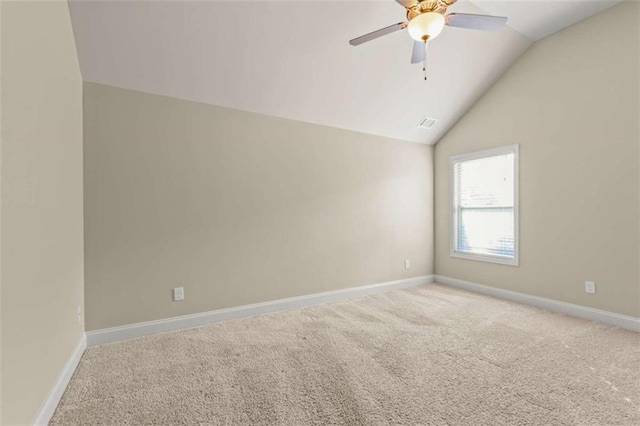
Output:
[{"xmin": 450, "ymin": 144, "xmax": 519, "ymax": 266}]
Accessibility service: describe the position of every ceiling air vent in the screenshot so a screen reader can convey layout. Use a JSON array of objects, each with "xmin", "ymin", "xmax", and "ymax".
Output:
[{"xmin": 417, "ymin": 116, "xmax": 438, "ymax": 130}]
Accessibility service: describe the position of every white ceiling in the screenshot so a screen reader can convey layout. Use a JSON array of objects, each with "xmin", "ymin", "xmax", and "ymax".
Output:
[
  {"xmin": 474, "ymin": 0, "xmax": 622, "ymax": 41},
  {"xmin": 69, "ymin": 0, "xmax": 621, "ymax": 145}
]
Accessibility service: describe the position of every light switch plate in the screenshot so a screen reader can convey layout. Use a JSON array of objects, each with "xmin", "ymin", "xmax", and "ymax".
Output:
[
  {"xmin": 173, "ymin": 287, "xmax": 184, "ymax": 301},
  {"xmin": 585, "ymin": 281, "xmax": 596, "ymax": 294}
]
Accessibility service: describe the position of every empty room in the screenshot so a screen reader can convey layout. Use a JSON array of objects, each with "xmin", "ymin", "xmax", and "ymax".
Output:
[{"xmin": 1, "ymin": 0, "xmax": 639, "ymax": 425}]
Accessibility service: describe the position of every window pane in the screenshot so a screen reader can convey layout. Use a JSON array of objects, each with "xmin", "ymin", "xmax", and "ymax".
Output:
[
  {"xmin": 457, "ymin": 208, "xmax": 514, "ymax": 257},
  {"xmin": 457, "ymin": 154, "xmax": 514, "ymax": 208}
]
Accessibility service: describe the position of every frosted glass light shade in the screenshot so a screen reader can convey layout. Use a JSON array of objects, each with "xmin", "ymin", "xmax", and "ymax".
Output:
[{"xmin": 408, "ymin": 12, "xmax": 445, "ymax": 41}]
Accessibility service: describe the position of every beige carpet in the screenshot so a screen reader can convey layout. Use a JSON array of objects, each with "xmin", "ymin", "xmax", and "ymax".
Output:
[{"xmin": 52, "ymin": 283, "xmax": 640, "ymax": 425}]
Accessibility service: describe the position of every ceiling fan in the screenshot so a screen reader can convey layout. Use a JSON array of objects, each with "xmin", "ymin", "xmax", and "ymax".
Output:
[{"xmin": 349, "ymin": 0, "xmax": 508, "ymax": 78}]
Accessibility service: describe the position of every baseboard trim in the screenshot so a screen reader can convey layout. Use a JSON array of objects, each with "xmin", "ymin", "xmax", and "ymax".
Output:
[
  {"xmin": 435, "ymin": 275, "xmax": 639, "ymax": 331},
  {"xmin": 33, "ymin": 334, "xmax": 86, "ymax": 426},
  {"xmin": 87, "ymin": 275, "xmax": 435, "ymax": 346}
]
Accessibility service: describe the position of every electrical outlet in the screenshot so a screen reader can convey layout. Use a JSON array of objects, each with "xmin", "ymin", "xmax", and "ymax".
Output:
[
  {"xmin": 173, "ymin": 287, "xmax": 184, "ymax": 302},
  {"xmin": 405, "ymin": 260, "xmax": 411, "ymax": 269},
  {"xmin": 585, "ymin": 281, "xmax": 596, "ymax": 294},
  {"xmin": 77, "ymin": 306, "xmax": 82, "ymax": 323}
]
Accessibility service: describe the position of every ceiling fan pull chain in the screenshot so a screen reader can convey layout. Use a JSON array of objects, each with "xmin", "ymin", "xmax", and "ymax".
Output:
[{"xmin": 423, "ymin": 40, "xmax": 428, "ymax": 81}]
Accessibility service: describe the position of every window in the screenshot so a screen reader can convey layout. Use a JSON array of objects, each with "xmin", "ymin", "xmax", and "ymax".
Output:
[{"xmin": 451, "ymin": 145, "xmax": 518, "ymax": 266}]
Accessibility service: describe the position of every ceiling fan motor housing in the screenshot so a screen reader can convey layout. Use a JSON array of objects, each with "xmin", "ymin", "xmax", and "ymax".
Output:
[{"xmin": 406, "ymin": 1, "xmax": 451, "ymax": 20}]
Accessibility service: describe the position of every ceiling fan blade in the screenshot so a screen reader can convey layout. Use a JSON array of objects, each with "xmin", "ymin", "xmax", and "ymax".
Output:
[
  {"xmin": 411, "ymin": 41, "xmax": 425, "ymax": 64},
  {"xmin": 445, "ymin": 13, "xmax": 508, "ymax": 31},
  {"xmin": 395, "ymin": 0, "xmax": 419, "ymax": 8},
  {"xmin": 349, "ymin": 22, "xmax": 408, "ymax": 46}
]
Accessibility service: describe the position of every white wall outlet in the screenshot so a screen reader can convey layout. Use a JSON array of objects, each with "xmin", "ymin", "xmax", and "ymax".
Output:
[
  {"xmin": 405, "ymin": 260, "xmax": 411, "ymax": 269},
  {"xmin": 173, "ymin": 287, "xmax": 185, "ymax": 302},
  {"xmin": 585, "ymin": 281, "xmax": 596, "ymax": 294},
  {"xmin": 77, "ymin": 306, "xmax": 82, "ymax": 323}
]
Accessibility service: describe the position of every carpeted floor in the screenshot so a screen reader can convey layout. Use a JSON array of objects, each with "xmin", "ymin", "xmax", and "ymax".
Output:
[{"xmin": 52, "ymin": 283, "xmax": 640, "ymax": 425}]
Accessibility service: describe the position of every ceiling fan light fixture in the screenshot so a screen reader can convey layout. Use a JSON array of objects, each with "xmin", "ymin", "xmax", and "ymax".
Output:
[{"xmin": 408, "ymin": 12, "xmax": 445, "ymax": 42}]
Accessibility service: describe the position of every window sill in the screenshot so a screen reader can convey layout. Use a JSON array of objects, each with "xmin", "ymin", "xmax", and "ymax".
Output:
[{"xmin": 450, "ymin": 251, "xmax": 519, "ymax": 267}]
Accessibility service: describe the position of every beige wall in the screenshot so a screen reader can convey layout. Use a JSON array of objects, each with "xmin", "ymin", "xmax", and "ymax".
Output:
[
  {"xmin": 83, "ymin": 83, "xmax": 434, "ymax": 331},
  {"xmin": 0, "ymin": 2, "xmax": 4, "ymax": 422},
  {"xmin": 434, "ymin": 1, "xmax": 639, "ymax": 317},
  {"xmin": 0, "ymin": 2, "xmax": 3, "ymax": 422},
  {"xmin": 1, "ymin": 1, "xmax": 84, "ymax": 424}
]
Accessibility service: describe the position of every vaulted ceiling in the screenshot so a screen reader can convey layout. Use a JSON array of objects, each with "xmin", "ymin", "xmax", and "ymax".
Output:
[{"xmin": 69, "ymin": 0, "xmax": 621, "ymax": 144}]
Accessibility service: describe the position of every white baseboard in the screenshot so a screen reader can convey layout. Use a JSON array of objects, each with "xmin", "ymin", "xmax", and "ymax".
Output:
[
  {"xmin": 435, "ymin": 275, "xmax": 640, "ymax": 332},
  {"xmin": 87, "ymin": 275, "xmax": 435, "ymax": 346},
  {"xmin": 33, "ymin": 334, "xmax": 86, "ymax": 426}
]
